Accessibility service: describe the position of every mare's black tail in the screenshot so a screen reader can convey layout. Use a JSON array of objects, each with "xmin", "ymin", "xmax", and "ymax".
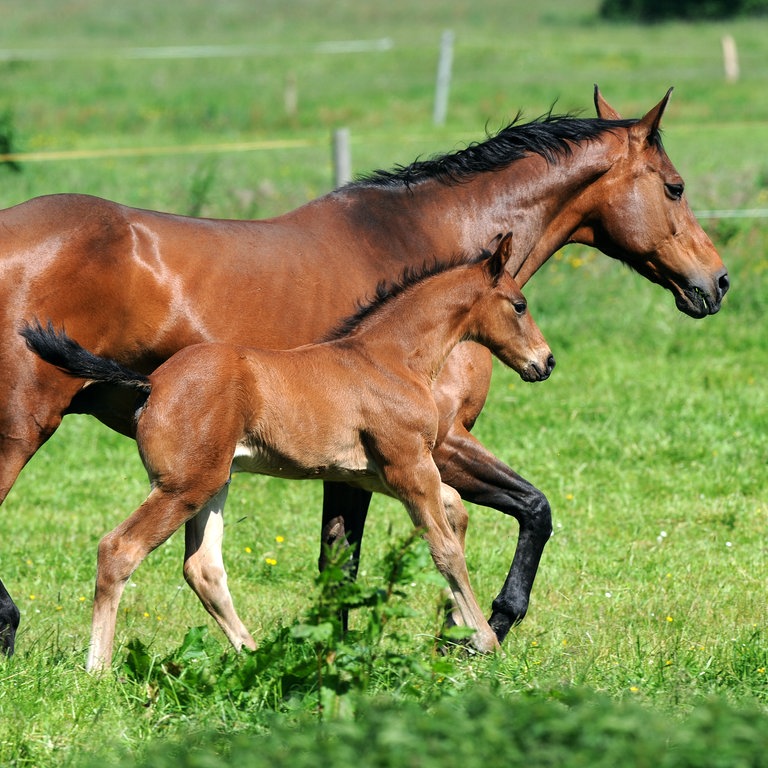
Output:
[{"xmin": 20, "ymin": 319, "xmax": 151, "ymax": 392}]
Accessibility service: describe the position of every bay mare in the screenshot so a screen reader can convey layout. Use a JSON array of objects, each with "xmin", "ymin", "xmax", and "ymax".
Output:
[
  {"xmin": 0, "ymin": 88, "xmax": 728, "ymax": 653},
  {"xmin": 23, "ymin": 236, "xmax": 554, "ymax": 670}
]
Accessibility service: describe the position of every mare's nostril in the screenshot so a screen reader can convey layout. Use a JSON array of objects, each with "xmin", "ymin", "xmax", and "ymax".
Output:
[
  {"xmin": 717, "ymin": 270, "xmax": 730, "ymax": 300},
  {"xmin": 547, "ymin": 354, "xmax": 556, "ymax": 374}
]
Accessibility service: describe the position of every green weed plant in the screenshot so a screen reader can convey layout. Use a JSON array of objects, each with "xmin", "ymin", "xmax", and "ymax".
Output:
[{"xmin": 120, "ymin": 533, "xmax": 463, "ymax": 724}]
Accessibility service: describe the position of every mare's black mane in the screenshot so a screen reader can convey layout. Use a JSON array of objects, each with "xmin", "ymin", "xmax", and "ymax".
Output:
[
  {"xmin": 350, "ymin": 113, "xmax": 642, "ymax": 189},
  {"xmin": 324, "ymin": 250, "xmax": 490, "ymax": 342}
]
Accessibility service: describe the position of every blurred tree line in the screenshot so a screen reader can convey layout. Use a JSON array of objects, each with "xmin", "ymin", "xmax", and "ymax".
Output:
[{"xmin": 600, "ymin": 0, "xmax": 768, "ymax": 21}]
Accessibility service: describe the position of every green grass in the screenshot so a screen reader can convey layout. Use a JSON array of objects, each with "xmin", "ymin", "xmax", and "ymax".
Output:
[{"xmin": 1, "ymin": 0, "xmax": 768, "ymax": 765}]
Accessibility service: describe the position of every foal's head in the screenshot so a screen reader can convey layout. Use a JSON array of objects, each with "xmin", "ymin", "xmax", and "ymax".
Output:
[{"xmin": 473, "ymin": 234, "xmax": 555, "ymax": 382}]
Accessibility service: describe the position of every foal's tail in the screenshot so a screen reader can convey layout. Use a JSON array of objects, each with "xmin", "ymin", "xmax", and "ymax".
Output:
[{"xmin": 20, "ymin": 319, "xmax": 151, "ymax": 392}]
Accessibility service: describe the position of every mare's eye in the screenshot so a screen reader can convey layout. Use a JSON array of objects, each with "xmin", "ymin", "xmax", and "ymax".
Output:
[
  {"xmin": 513, "ymin": 301, "xmax": 527, "ymax": 315},
  {"xmin": 665, "ymin": 182, "xmax": 684, "ymax": 200}
]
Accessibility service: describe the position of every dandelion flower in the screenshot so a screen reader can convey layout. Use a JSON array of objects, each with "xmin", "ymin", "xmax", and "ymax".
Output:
[
  {"xmin": 275, "ymin": 535, "xmax": 285, "ymax": 544},
  {"xmin": 244, "ymin": 546, "xmax": 252, "ymax": 554},
  {"xmin": 265, "ymin": 557, "xmax": 277, "ymax": 566}
]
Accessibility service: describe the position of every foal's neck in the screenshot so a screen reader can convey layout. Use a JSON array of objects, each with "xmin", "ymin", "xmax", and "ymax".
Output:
[{"xmin": 352, "ymin": 266, "xmax": 485, "ymax": 383}]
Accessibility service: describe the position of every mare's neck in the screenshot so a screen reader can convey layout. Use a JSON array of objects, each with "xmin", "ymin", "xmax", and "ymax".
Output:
[{"xmin": 341, "ymin": 136, "xmax": 619, "ymax": 288}]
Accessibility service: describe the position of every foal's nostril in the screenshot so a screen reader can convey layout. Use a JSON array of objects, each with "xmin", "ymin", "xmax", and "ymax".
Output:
[{"xmin": 546, "ymin": 354, "xmax": 556, "ymax": 374}]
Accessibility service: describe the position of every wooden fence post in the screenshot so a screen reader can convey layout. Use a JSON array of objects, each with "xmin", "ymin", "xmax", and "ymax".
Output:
[
  {"xmin": 333, "ymin": 128, "xmax": 351, "ymax": 187},
  {"xmin": 433, "ymin": 30, "xmax": 454, "ymax": 126},
  {"xmin": 722, "ymin": 34, "xmax": 739, "ymax": 83}
]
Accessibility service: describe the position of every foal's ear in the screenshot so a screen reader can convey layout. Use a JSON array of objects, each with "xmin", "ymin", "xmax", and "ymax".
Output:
[
  {"xmin": 487, "ymin": 232, "xmax": 513, "ymax": 284},
  {"xmin": 593, "ymin": 84, "xmax": 622, "ymax": 120},
  {"xmin": 636, "ymin": 87, "xmax": 673, "ymax": 142}
]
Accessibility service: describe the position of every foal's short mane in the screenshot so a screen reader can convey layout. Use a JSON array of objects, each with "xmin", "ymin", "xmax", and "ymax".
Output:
[
  {"xmin": 323, "ymin": 250, "xmax": 490, "ymax": 342},
  {"xmin": 350, "ymin": 113, "xmax": 643, "ymax": 189}
]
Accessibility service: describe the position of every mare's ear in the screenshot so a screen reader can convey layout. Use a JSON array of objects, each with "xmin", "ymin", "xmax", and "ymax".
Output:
[
  {"xmin": 488, "ymin": 232, "xmax": 513, "ymax": 284},
  {"xmin": 636, "ymin": 87, "xmax": 673, "ymax": 143},
  {"xmin": 593, "ymin": 85, "xmax": 622, "ymax": 119}
]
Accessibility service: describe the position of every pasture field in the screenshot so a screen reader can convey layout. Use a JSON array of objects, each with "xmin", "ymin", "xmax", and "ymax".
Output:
[{"xmin": 0, "ymin": 0, "xmax": 767, "ymax": 765}]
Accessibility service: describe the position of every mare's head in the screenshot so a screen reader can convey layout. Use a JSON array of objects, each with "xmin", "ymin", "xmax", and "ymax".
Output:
[
  {"xmin": 472, "ymin": 234, "xmax": 555, "ymax": 382},
  {"xmin": 572, "ymin": 87, "xmax": 729, "ymax": 318}
]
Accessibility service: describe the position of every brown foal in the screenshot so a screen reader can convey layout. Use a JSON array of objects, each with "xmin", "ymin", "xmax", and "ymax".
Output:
[{"xmin": 23, "ymin": 234, "xmax": 554, "ymax": 671}]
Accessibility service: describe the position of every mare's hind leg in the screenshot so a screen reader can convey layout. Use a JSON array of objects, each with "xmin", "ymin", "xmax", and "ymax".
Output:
[
  {"xmin": 319, "ymin": 482, "xmax": 373, "ymax": 632},
  {"xmin": 433, "ymin": 423, "xmax": 552, "ymax": 644},
  {"xmin": 88, "ymin": 482, "xmax": 226, "ymax": 672},
  {"xmin": 0, "ymin": 382, "xmax": 78, "ymax": 653},
  {"xmin": 319, "ymin": 482, "xmax": 372, "ymax": 576},
  {"xmin": 183, "ymin": 485, "xmax": 256, "ymax": 652},
  {"xmin": 0, "ymin": 579, "xmax": 20, "ymax": 655}
]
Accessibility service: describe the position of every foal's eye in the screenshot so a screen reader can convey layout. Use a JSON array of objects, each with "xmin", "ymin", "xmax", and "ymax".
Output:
[
  {"xmin": 513, "ymin": 301, "xmax": 527, "ymax": 315},
  {"xmin": 665, "ymin": 182, "xmax": 684, "ymax": 200}
]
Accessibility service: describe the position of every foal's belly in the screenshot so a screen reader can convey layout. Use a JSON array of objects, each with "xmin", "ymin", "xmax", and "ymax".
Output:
[{"xmin": 230, "ymin": 441, "xmax": 384, "ymax": 492}]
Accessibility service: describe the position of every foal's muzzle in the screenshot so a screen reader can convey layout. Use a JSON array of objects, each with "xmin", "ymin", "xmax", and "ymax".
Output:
[{"xmin": 523, "ymin": 353, "xmax": 556, "ymax": 382}]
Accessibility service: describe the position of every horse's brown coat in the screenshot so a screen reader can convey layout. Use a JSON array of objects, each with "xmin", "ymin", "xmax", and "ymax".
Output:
[
  {"xmin": 24, "ymin": 236, "xmax": 553, "ymax": 669},
  {"xmin": 0, "ymin": 89, "xmax": 728, "ymax": 653}
]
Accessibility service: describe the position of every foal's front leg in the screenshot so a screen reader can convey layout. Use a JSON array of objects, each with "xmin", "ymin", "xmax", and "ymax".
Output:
[
  {"xmin": 383, "ymin": 454, "xmax": 499, "ymax": 654},
  {"xmin": 183, "ymin": 485, "xmax": 256, "ymax": 652}
]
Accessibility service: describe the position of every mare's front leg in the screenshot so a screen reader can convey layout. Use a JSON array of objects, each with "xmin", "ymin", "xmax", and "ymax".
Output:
[
  {"xmin": 432, "ymin": 343, "xmax": 553, "ymax": 644},
  {"xmin": 434, "ymin": 423, "xmax": 552, "ymax": 644},
  {"xmin": 183, "ymin": 485, "xmax": 256, "ymax": 652}
]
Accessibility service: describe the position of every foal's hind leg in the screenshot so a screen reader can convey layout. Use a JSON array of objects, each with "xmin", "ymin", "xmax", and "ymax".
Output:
[
  {"xmin": 88, "ymin": 483, "xmax": 225, "ymax": 672},
  {"xmin": 183, "ymin": 485, "xmax": 256, "ymax": 652}
]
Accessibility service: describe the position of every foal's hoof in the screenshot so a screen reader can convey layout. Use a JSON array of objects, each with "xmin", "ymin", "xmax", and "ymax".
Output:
[{"xmin": 435, "ymin": 625, "xmax": 500, "ymax": 657}]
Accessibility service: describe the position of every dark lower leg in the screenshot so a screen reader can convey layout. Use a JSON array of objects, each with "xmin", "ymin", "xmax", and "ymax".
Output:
[
  {"xmin": 434, "ymin": 428, "xmax": 552, "ymax": 644},
  {"xmin": 319, "ymin": 482, "xmax": 373, "ymax": 633},
  {"xmin": 0, "ymin": 579, "xmax": 20, "ymax": 655},
  {"xmin": 319, "ymin": 482, "xmax": 373, "ymax": 579}
]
